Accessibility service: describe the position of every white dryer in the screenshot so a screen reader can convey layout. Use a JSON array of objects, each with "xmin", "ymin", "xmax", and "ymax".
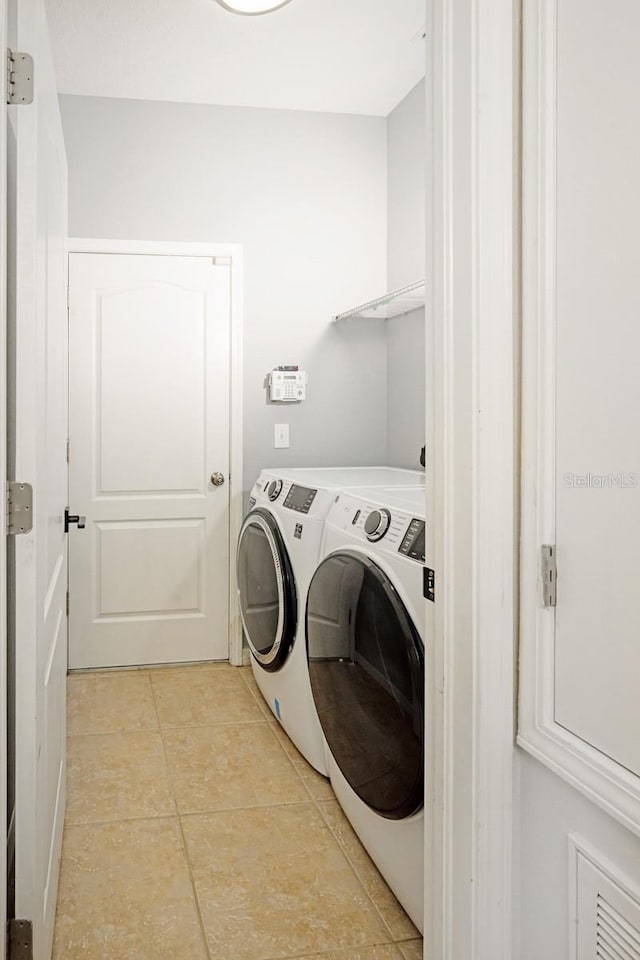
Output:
[
  {"xmin": 305, "ymin": 485, "xmax": 426, "ymax": 931},
  {"xmin": 236, "ymin": 467, "xmax": 425, "ymax": 776}
]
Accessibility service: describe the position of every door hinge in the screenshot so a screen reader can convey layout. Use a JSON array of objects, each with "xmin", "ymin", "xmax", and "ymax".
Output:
[
  {"xmin": 541, "ymin": 544, "xmax": 557, "ymax": 607},
  {"xmin": 66, "ymin": 590, "xmax": 70, "ymax": 617},
  {"xmin": 6, "ymin": 50, "xmax": 34, "ymax": 105},
  {"xmin": 7, "ymin": 919, "xmax": 33, "ymax": 960},
  {"xmin": 6, "ymin": 482, "xmax": 33, "ymax": 536},
  {"xmin": 66, "ymin": 438, "xmax": 70, "ymax": 463}
]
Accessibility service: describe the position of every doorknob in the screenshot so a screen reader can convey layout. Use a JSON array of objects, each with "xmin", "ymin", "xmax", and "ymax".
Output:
[
  {"xmin": 64, "ymin": 508, "xmax": 86, "ymax": 532},
  {"xmin": 210, "ymin": 472, "xmax": 225, "ymax": 487}
]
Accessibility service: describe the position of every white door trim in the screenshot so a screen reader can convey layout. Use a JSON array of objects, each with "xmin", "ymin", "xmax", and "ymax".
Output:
[
  {"xmin": 468, "ymin": 0, "xmax": 518, "ymax": 955},
  {"xmin": 425, "ymin": 0, "xmax": 517, "ymax": 957},
  {"xmin": 68, "ymin": 238, "xmax": 244, "ymax": 667}
]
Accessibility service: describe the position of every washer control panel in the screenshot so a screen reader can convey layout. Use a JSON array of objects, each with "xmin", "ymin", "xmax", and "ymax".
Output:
[
  {"xmin": 266, "ymin": 479, "xmax": 283, "ymax": 501},
  {"xmin": 283, "ymin": 483, "xmax": 318, "ymax": 514},
  {"xmin": 251, "ymin": 474, "xmax": 335, "ymax": 520}
]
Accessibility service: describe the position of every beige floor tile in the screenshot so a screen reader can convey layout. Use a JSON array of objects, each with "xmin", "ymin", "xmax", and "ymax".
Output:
[
  {"xmin": 239, "ymin": 664, "xmax": 277, "ymax": 720},
  {"xmin": 69, "ymin": 666, "xmax": 150, "ymax": 677},
  {"xmin": 53, "ymin": 818, "xmax": 208, "ymax": 960},
  {"xmin": 163, "ymin": 722, "xmax": 308, "ymax": 813},
  {"xmin": 295, "ymin": 943, "xmax": 402, "ymax": 960},
  {"xmin": 182, "ymin": 804, "xmax": 388, "ymax": 960},
  {"xmin": 318, "ymin": 800, "xmax": 420, "ymax": 942},
  {"xmin": 270, "ymin": 721, "xmax": 335, "ymax": 801},
  {"xmin": 152, "ymin": 663, "xmax": 264, "ymax": 727},
  {"xmin": 398, "ymin": 941, "xmax": 424, "ymax": 960},
  {"xmin": 67, "ymin": 671, "xmax": 158, "ymax": 736},
  {"xmin": 300, "ymin": 948, "xmax": 403, "ymax": 960},
  {"xmin": 66, "ymin": 732, "xmax": 175, "ymax": 824}
]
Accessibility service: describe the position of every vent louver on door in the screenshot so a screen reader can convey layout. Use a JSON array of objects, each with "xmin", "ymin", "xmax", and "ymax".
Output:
[
  {"xmin": 597, "ymin": 895, "xmax": 640, "ymax": 960},
  {"xmin": 573, "ymin": 837, "xmax": 640, "ymax": 960}
]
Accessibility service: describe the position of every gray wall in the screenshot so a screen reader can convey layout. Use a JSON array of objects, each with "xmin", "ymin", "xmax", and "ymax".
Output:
[
  {"xmin": 387, "ymin": 80, "xmax": 426, "ymax": 288},
  {"xmin": 59, "ymin": 95, "xmax": 389, "ymax": 497},
  {"xmin": 386, "ymin": 81, "xmax": 426, "ymax": 470}
]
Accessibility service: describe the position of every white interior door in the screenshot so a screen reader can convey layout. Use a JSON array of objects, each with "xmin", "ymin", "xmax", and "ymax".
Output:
[
  {"xmin": 68, "ymin": 252, "xmax": 231, "ymax": 669},
  {"xmin": 552, "ymin": 0, "xmax": 640, "ymax": 776},
  {"xmin": 11, "ymin": 1, "xmax": 68, "ymax": 957},
  {"xmin": 519, "ymin": 0, "xmax": 640, "ymax": 829}
]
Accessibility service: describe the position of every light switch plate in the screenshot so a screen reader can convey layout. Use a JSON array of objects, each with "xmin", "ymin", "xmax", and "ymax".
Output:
[{"xmin": 274, "ymin": 424, "xmax": 290, "ymax": 449}]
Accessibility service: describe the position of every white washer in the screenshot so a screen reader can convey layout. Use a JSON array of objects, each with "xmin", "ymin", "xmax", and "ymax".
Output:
[
  {"xmin": 236, "ymin": 467, "xmax": 425, "ymax": 776},
  {"xmin": 306, "ymin": 485, "xmax": 426, "ymax": 931}
]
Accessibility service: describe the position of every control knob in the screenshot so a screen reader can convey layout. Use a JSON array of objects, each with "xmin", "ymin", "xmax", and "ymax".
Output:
[
  {"xmin": 266, "ymin": 479, "xmax": 283, "ymax": 502},
  {"xmin": 364, "ymin": 508, "xmax": 391, "ymax": 542}
]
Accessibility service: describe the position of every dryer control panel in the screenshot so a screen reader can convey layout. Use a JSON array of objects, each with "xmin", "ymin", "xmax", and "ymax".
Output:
[
  {"xmin": 397, "ymin": 519, "xmax": 426, "ymax": 564},
  {"xmin": 328, "ymin": 491, "xmax": 426, "ymax": 564},
  {"xmin": 349, "ymin": 505, "xmax": 407, "ymax": 548}
]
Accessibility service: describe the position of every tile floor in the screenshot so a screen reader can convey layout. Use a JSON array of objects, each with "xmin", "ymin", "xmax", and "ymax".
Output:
[{"xmin": 54, "ymin": 662, "xmax": 423, "ymax": 960}]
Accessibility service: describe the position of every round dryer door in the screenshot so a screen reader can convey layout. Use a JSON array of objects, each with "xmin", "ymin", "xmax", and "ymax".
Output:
[
  {"xmin": 237, "ymin": 509, "xmax": 297, "ymax": 671},
  {"xmin": 306, "ymin": 550, "xmax": 424, "ymax": 820}
]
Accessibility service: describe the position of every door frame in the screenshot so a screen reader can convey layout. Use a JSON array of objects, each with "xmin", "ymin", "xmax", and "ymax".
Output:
[
  {"xmin": 425, "ymin": 0, "xmax": 519, "ymax": 957},
  {"xmin": 68, "ymin": 238, "xmax": 244, "ymax": 666},
  {"xmin": 1, "ymin": 1, "xmax": 9, "ymax": 954}
]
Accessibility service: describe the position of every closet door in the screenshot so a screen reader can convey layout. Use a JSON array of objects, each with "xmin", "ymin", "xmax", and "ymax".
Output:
[
  {"xmin": 519, "ymin": 0, "xmax": 640, "ymax": 826},
  {"xmin": 11, "ymin": 1, "xmax": 69, "ymax": 957}
]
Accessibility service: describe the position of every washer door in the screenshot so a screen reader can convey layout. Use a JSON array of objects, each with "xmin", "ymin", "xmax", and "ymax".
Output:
[
  {"xmin": 237, "ymin": 509, "xmax": 297, "ymax": 671},
  {"xmin": 306, "ymin": 550, "xmax": 424, "ymax": 820}
]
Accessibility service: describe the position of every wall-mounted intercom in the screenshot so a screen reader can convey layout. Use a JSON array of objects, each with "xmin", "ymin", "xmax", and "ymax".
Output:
[{"xmin": 268, "ymin": 366, "xmax": 308, "ymax": 402}]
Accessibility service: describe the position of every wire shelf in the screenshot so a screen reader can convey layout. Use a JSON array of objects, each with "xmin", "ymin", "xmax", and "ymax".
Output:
[{"xmin": 332, "ymin": 279, "xmax": 425, "ymax": 323}]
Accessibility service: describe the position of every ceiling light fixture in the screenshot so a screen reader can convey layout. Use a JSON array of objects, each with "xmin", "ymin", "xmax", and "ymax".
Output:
[{"xmin": 214, "ymin": 0, "xmax": 294, "ymax": 14}]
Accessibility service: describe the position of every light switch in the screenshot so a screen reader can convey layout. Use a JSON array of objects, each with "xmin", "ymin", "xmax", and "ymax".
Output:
[{"xmin": 274, "ymin": 424, "xmax": 290, "ymax": 449}]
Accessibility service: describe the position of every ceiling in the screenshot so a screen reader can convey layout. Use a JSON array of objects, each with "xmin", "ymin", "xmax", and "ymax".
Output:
[{"xmin": 45, "ymin": 0, "xmax": 426, "ymax": 117}]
